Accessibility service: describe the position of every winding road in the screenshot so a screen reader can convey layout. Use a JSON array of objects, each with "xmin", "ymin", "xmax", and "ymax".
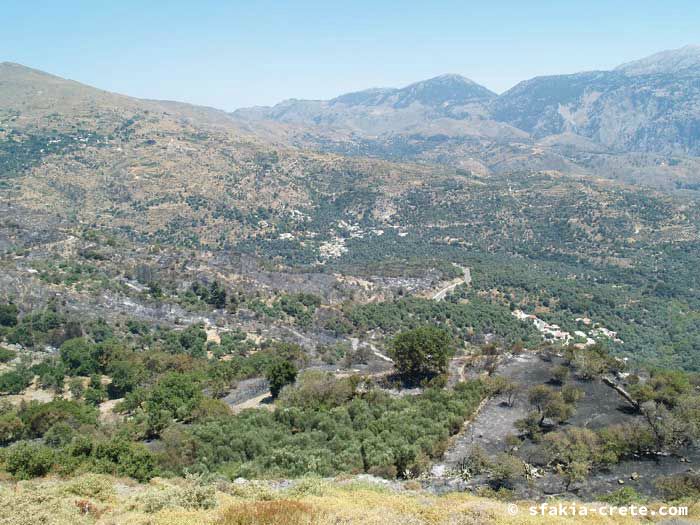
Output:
[{"xmin": 432, "ymin": 265, "xmax": 471, "ymax": 301}]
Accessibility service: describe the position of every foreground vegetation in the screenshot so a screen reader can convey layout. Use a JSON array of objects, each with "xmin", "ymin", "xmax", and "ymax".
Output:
[
  {"xmin": 0, "ymin": 300, "xmax": 486, "ymax": 483},
  {"xmin": 2, "ymin": 474, "xmax": 698, "ymax": 525}
]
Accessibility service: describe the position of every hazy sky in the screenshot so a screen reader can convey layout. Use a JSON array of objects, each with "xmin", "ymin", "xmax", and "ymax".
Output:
[{"xmin": 2, "ymin": 1, "xmax": 698, "ymax": 110}]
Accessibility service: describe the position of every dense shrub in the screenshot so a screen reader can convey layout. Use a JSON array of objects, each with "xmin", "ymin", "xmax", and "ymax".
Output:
[
  {"xmin": 0, "ymin": 346, "xmax": 17, "ymax": 363},
  {"xmin": 278, "ymin": 370, "xmax": 355, "ymax": 410},
  {"xmin": 598, "ymin": 487, "xmax": 645, "ymax": 506},
  {"xmin": 92, "ymin": 438, "xmax": 156, "ymax": 481},
  {"xmin": 146, "ymin": 372, "xmax": 203, "ymax": 435},
  {"xmin": 3, "ymin": 442, "xmax": 55, "ymax": 479},
  {"xmin": 161, "ymin": 379, "xmax": 484, "ymax": 480},
  {"xmin": 0, "ymin": 303, "xmax": 19, "ymax": 327},
  {"xmin": 19, "ymin": 399, "xmax": 97, "ymax": 438},
  {"xmin": 60, "ymin": 338, "xmax": 100, "ymax": 376},
  {"xmin": 656, "ymin": 473, "xmax": 700, "ymax": 501},
  {"xmin": 488, "ymin": 453, "xmax": 525, "ymax": 489},
  {"xmin": 0, "ymin": 367, "xmax": 33, "ymax": 394},
  {"xmin": 0, "ymin": 408, "xmax": 23, "ymax": 445}
]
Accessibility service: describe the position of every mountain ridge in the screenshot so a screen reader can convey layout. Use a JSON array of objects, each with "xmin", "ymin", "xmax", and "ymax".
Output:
[
  {"xmin": 615, "ymin": 44, "xmax": 700, "ymax": 75},
  {"xmin": 230, "ymin": 45, "xmax": 700, "ymax": 188},
  {"xmin": 3, "ymin": 46, "xmax": 700, "ymax": 191}
]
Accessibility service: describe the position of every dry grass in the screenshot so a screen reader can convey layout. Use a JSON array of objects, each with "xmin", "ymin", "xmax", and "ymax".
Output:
[
  {"xmin": 218, "ymin": 500, "xmax": 317, "ymax": 525},
  {"xmin": 0, "ymin": 475, "xmax": 698, "ymax": 525}
]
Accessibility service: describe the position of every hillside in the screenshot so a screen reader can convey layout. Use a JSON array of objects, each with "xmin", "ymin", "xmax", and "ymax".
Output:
[
  {"xmin": 0, "ymin": 62, "xmax": 445, "ymax": 249},
  {"xmin": 2, "ymin": 63, "xmax": 700, "ymax": 371},
  {"xmin": 1, "ymin": 59, "xmax": 700, "ymax": 514},
  {"xmin": 493, "ymin": 62, "xmax": 700, "ymax": 155}
]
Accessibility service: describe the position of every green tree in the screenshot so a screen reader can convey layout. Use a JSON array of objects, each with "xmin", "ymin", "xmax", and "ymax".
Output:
[
  {"xmin": 559, "ymin": 460, "xmax": 591, "ymax": 490},
  {"xmin": 0, "ymin": 303, "xmax": 18, "ymax": 327},
  {"xmin": 0, "ymin": 347, "xmax": 17, "ymax": 363},
  {"xmin": 0, "ymin": 367, "xmax": 33, "ymax": 395},
  {"xmin": 59, "ymin": 338, "xmax": 99, "ymax": 376},
  {"xmin": 391, "ymin": 326, "xmax": 453, "ymax": 382},
  {"xmin": 44, "ymin": 422, "xmax": 75, "ymax": 447},
  {"xmin": 146, "ymin": 373, "xmax": 203, "ymax": 436},
  {"xmin": 19, "ymin": 398, "xmax": 97, "ymax": 437},
  {"xmin": 93, "ymin": 438, "xmax": 156, "ymax": 481},
  {"xmin": 107, "ymin": 360, "xmax": 142, "ymax": 398},
  {"xmin": 485, "ymin": 375, "xmax": 520, "ymax": 407},
  {"xmin": 0, "ymin": 410, "xmax": 23, "ymax": 445},
  {"xmin": 208, "ymin": 281, "xmax": 227, "ymax": 309},
  {"xmin": 526, "ymin": 384, "xmax": 576, "ymax": 426},
  {"xmin": 266, "ymin": 359, "xmax": 298, "ymax": 399},
  {"xmin": 489, "ymin": 453, "xmax": 524, "ymax": 489},
  {"xmin": 177, "ymin": 325, "xmax": 207, "ymax": 358},
  {"xmin": 84, "ymin": 375, "xmax": 107, "ymax": 406},
  {"xmin": 68, "ymin": 377, "xmax": 85, "ymax": 400}
]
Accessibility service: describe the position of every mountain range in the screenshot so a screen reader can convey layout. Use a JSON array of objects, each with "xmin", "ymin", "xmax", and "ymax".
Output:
[
  {"xmin": 232, "ymin": 45, "xmax": 700, "ymax": 190},
  {"xmin": 2, "ymin": 44, "xmax": 700, "ymax": 254}
]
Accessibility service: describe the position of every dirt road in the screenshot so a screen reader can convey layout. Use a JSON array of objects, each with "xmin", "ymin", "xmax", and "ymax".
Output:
[{"xmin": 432, "ymin": 266, "xmax": 471, "ymax": 301}]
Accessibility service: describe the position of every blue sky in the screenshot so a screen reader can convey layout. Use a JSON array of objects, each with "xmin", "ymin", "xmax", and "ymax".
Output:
[{"xmin": 2, "ymin": 1, "xmax": 698, "ymax": 110}]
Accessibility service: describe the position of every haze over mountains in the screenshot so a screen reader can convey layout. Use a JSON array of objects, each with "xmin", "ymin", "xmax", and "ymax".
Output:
[{"xmin": 233, "ymin": 45, "xmax": 700, "ymax": 189}]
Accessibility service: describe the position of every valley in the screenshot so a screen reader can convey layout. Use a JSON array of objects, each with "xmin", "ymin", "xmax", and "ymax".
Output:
[{"xmin": 1, "ymin": 45, "xmax": 700, "ymax": 524}]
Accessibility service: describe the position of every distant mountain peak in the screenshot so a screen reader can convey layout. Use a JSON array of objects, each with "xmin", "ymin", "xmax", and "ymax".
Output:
[
  {"xmin": 410, "ymin": 73, "xmax": 481, "ymax": 86},
  {"xmin": 616, "ymin": 44, "xmax": 700, "ymax": 76},
  {"xmin": 394, "ymin": 74, "xmax": 496, "ymax": 108},
  {"xmin": 330, "ymin": 73, "xmax": 496, "ymax": 109}
]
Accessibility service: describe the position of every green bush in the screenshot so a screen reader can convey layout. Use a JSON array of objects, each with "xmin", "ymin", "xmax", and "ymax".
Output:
[
  {"xmin": 488, "ymin": 453, "xmax": 524, "ymax": 489},
  {"xmin": 146, "ymin": 372, "xmax": 203, "ymax": 435},
  {"xmin": 0, "ymin": 346, "xmax": 17, "ymax": 363},
  {"xmin": 656, "ymin": 473, "xmax": 700, "ymax": 501},
  {"xmin": 0, "ymin": 303, "xmax": 18, "ymax": 327},
  {"xmin": 598, "ymin": 487, "xmax": 645, "ymax": 505},
  {"xmin": 44, "ymin": 422, "xmax": 76, "ymax": 447},
  {"xmin": 278, "ymin": 370, "xmax": 355, "ymax": 409},
  {"xmin": 0, "ymin": 367, "xmax": 33, "ymax": 394},
  {"xmin": 59, "ymin": 338, "xmax": 100, "ymax": 376},
  {"xmin": 3, "ymin": 441, "xmax": 55, "ymax": 479},
  {"xmin": 0, "ymin": 408, "xmax": 24, "ymax": 445},
  {"xmin": 19, "ymin": 399, "xmax": 97, "ymax": 438},
  {"xmin": 92, "ymin": 438, "xmax": 156, "ymax": 481},
  {"xmin": 161, "ymin": 379, "xmax": 484, "ymax": 480}
]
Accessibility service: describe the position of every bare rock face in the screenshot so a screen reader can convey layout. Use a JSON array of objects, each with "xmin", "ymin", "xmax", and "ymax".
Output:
[{"xmin": 488, "ymin": 45, "xmax": 700, "ymax": 156}]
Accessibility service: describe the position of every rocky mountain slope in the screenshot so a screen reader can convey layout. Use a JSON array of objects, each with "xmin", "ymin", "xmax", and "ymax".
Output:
[
  {"xmin": 493, "ymin": 46, "xmax": 700, "ymax": 155},
  {"xmin": 234, "ymin": 73, "xmax": 505, "ymax": 136},
  {"xmin": 232, "ymin": 46, "xmax": 700, "ymax": 189}
]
